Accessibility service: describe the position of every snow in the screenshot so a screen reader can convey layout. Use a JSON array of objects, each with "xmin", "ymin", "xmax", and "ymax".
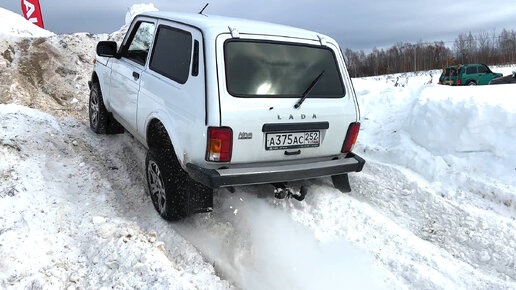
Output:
[
  {"xmin": 355, "ymin": 65, "xmax": 516, "ymax": 208},
  {"xmin": 0, "ymin": 7, "xmax": 54, "ymax": 38},
  {"xmin": 2, "ymin": 3, "xmax": 516, "ymax": 289},
  {"xmin": 0, "ymin": 104, "xmax": 384, "ymax": 289},
  {"xmin": 174, "ymin": 191, "xmax": 386, "ymax": 289},
  {"xmin": 0, "ymin": 105, "xmax": 230, "ymax": 289},
  {"xmin": 125, "ymin": 3, "xmax": 159, "ymax": 25}
]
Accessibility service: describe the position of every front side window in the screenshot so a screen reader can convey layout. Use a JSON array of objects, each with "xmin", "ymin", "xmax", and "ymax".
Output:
[
  {"xmin": 150, "ymin": 26, "xmax": 193, "ymax": 84},
  {"xmin": 224, "ymin": 41, "xmax": 345, "ymax": 98},
  {"xmin": 122, "ymin": 22, "xmax": 155, "ymax": 66}
]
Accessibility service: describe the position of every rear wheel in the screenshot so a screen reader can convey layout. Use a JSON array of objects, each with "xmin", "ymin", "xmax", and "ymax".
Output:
[
  {"xmin": 145, "ymin": 141, "xmax": 213, "ymax": 220},
  {"xmin": 146, "ymin": 148, "xmax": 190, "ymax": 220},
  {"xmin": 467, "ymin": 80, "xmax": 477, "ymax": 86}
]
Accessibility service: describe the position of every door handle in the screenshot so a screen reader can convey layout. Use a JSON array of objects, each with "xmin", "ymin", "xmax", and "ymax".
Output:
[
  {"xmin": 132, "ymin": 71, "xmax": 140, "ymax": 80},
  {"xmin": 284, "ymin": 150, "xmax": 301, "ymax": 156}
]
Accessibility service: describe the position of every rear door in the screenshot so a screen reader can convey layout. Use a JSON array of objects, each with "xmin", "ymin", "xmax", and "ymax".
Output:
[
  {"xmin": 443, "ymin": 67, "xmax": 457, "ymax": 85},
  {"xmin": 464, "ymin": 65, "xmax": 479, "ymax": 84},
  {"xmin": 109, "ymin": 19, "xmax": 156, "ymax": 132},
  {"xmin": 216, "ymin": 34, "xmax": 358, "ymax": 164}
]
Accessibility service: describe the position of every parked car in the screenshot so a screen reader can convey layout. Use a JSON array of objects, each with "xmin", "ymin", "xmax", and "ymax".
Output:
[
  {"xmin": 89, "ymin": 11, "xmax": 365, "ymax": 220},
  {"xmin": 489, "ymin": 70, "xmax": 516, "ymax": 85},
  {"xmin": 439, "ymin": 64, "xmax": 502, "ymax": 86}
]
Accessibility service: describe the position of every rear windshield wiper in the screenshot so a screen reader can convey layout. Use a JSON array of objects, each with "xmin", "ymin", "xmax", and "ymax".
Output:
[{"xmin": 294, "ymin": 70, "xmax": 325, "ymax": 109}]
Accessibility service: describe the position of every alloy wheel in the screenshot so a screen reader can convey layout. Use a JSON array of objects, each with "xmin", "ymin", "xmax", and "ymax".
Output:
[
  {"xmin": 147, "ymin": 160, "xmax": 167, "ymax": 215},
  {"xmin": 90, "ymin": 92, "xmax": 99, "ymax": 127}
]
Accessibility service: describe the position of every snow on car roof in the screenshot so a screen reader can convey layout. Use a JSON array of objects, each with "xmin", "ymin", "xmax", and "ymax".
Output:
[{"xmin": 140, "ymin": 11, "xmax": 331, "ymax": 43}]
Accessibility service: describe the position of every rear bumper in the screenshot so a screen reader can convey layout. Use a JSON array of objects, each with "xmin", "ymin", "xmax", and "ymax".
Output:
[{"xmin": 186, "ymin": 153, "xmax": 365, "ymax": 188}]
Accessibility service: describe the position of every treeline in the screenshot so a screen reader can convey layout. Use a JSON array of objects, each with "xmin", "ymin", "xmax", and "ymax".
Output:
[{"xmin": 344, "ymin": 29, "xmax": 516, "ymax": 77}]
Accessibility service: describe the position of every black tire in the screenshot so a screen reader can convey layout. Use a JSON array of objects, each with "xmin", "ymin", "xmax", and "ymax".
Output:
[
  {"xmin": 89, "ymin": 82, "xmax": 125, "ymax": 134},
  {"xmin": 466, "ymin": 80, "xmax": 477, "ymax": 86},
  {"xmin": 89, "ymin": 82, "xmax": 109, "ymax": 134},
  {"xmin": 145, "ymin": 146, "xmax": 194, "ymax": 221}
]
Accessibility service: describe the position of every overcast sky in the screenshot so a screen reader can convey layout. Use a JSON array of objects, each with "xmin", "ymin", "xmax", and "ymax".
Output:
[{"xmin": 4, "ymin": 0, "xmax": 516, "ymax": 50}]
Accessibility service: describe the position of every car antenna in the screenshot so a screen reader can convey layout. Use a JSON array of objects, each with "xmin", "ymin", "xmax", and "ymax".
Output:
[{"xmin": 199, "ymin": 3, "xmax": 209, "ymax": 15}]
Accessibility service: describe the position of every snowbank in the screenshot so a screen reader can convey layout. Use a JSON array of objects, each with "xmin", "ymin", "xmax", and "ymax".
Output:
[
  {"xmin": 107, "ymin": 3, "xmax": 159, "ymax": 44},
  {"xmin": 407, "ymin": 85, "xmax": 516, "ymax": 156},
  {"xmin": 0, "ymin": 104, "xmax": 230, "ymax": 289},
  {"xmin": 0, "ymin": 7, "xmax": 53, "ymax": 38},
  {"xmin": 125, "ymin": 3, "xmax": 159, "ymax": 25},
  {"xmin": 355, "ymin": 66, "xmax": 516, "ymax": 201}
]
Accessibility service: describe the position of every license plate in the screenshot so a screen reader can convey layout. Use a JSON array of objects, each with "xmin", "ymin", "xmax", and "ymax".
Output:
[{"xmin": 266, "ymin": 131, "xmax": 320, "ymax": 150}]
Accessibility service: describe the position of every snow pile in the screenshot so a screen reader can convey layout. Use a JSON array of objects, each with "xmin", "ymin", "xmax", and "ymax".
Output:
[
  {"xmin": 0, "ymin": 34, "xmax": 104, "ymax": 121},
  {"xmin": 0, "ymin": 105, "xmax": 230, "ymax": 289},
  {"xmin": 0, "ymin": 7, "xmax": 53, "ymax": 38},
  {"xmin": 125, "ymin": 3, "xmax": 159, "ymax": 25},
  {"xmin": 407, "ymin": 85, "xmax": 516, "ymax": 176},
  {"xmin": 355, "ymin": 65, "xmax": 516, "ymax": 206},
  {"xmin": 488, "ymin": 65, "xmax": 516, "ymax": 77},
  {"xmin": 104, "ymin": 3, "xmax": 160, "ymax": 44}
]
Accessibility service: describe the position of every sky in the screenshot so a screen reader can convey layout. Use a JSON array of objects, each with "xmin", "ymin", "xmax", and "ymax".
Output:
[{"xmin": 4, "ymin": 0, "xmax": 516, "ymax": 50}]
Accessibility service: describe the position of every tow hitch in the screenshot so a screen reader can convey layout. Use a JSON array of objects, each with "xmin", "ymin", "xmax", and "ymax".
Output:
[{"xmin": 273, "ymin": 183, "xmax": 308, "ymax": 201}]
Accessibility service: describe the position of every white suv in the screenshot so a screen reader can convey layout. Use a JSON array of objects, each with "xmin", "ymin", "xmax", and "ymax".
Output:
[{"xmin": 89, "ymin": 11, "xmax": 365, "ymax": 220}]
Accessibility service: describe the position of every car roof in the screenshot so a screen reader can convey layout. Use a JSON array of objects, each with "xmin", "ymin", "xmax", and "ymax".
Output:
[{"xmin": 140, "ymin": 11, "xmax": 329, "ymax": 43}]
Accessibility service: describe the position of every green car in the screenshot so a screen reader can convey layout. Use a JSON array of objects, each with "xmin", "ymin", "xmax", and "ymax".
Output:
[{"xmin": 439, "ymin": 64, "xmax": 502, "ymax": 86}]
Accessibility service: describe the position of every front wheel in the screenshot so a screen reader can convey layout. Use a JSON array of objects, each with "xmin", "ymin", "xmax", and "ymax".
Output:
[
  {"xmin": 89, "ymin": 82, "xmax": 109, "ymax": 133},
  {"xmin": 89, "ymin": 82, "xmax": 124, "ymax": 134}
]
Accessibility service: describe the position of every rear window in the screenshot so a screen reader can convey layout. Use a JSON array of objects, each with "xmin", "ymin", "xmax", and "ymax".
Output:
[
  {"xmin": 224, "ymin": 40, "xmax": 345, "ymax": 98},
  {"xmin": 478, "ymin": 65, "xmax": 489, "ymax": 73},
  {"xmin": 150, "ymin": 26, "xmax": 192, "ymax": 84},
  {"xmin": 444, "ymin": 67, "xmax": 457, "ymax": 76}
]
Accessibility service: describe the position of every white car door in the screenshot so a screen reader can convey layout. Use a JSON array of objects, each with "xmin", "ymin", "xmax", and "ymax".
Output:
[{"xmin": 110, "ymin": 19, "xmax": 156, "ymax": 133}]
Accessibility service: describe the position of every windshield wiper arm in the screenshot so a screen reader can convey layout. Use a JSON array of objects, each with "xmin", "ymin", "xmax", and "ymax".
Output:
[{"xmin": 294, "ymin": 70, "xmax": 325, "ymax": 109}]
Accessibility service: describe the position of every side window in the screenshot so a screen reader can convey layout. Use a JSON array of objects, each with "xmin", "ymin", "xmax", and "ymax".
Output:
[
  {"xmin": 122, "ymin": 22, "xmax": 155, "ymax": 66},
  {"xmin": 466, "ymin": 66, "xmax": 477, "ymax": 75},
  {"xmin": 150, "ymin": 26, "xmax": 193, "ymax": 84},
  {"xmin": 478, "ymin": 65, "xmax": 488, "ymax": 73}
]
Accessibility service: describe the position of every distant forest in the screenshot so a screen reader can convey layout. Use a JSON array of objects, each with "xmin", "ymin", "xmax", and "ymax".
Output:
[{"xmin": 343, "ymin": 29, "xmax": 516, "ymax": 77}]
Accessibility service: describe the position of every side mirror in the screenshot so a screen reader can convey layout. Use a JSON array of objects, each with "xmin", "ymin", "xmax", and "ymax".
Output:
[{"xmin": 96, "ymin": 41, "xmax": 118, "ymax": 57}]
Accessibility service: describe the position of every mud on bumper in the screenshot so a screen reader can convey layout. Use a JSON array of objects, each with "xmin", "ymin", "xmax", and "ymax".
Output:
[{"xmin": 186, "ymin": 153, "xmax": 365, "ymax": 188}]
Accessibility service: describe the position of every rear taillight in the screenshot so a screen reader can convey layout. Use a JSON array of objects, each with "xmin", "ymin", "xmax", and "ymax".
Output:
[
  {"xmin": 341, "ymin": 122, "xmax": 360, "ymax": 153},
  {"xmin": 207, "ymin": 127, "xmax": 232, "ymax": 162},
  {"xmin": 457, "ymin": 79, "xmax": 461, "ymax": 85}
]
